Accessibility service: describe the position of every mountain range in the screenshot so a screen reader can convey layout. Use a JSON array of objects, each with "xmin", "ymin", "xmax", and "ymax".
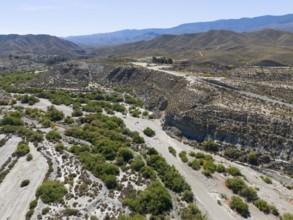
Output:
[
  {"xmin": 0, "ymin": 34, "xmax": 84, "ymax": 57},
  {"xmin": 65, "ymin": 14, "xmax": 293, "ymax": 47},
  {"xmin": 93, "ymin": 29, "xmax": 293, "ymax": 65}
]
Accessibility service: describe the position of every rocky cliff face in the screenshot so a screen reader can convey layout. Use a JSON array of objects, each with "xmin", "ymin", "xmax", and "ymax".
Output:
[{"xmin": 103, "ymin": 65, "xmax": 293, "ymax": 160}]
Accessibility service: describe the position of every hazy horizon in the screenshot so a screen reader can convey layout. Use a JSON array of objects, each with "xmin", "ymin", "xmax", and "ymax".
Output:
[{"xmin": 1, "ymin": 0, "xmax": 292, "ymax": 37}]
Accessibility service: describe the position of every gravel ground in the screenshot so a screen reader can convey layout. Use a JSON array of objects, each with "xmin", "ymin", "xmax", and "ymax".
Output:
[
  {"xmin": 0, "ymin": 143, "xmax": 48, "ymax": 220},
  {"xmin": 0, "ymin": 136, "xmax": 21, "ymax": 167}
]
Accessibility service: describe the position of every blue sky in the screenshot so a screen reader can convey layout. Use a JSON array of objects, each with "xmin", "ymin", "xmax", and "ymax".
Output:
[{"xmin": 0, "ymin": 0, "xmax": 292, "ymax": 36}]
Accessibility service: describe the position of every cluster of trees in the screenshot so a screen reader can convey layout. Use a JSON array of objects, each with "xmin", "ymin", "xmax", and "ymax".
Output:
[
  {"xmin": 17, "ymin": 95, "xmax": 39, "ymax": 106},
  {"xmin": 152, "ymin": 56, "xmax": 173, "ymax": 64},
  {"xmin": 188, "ymin": 151, "xmax": 228, "ymax": 177},
  {"xmin": 123, "ymin": 181, "xmax": 172, "ymax": 215},
  {"xmin": 226, "ymin": 177, "xmax": 279, "ymax": 216},
  {"xmin": 146, "ymin": 149, "xmax": 191, "ymax": 194}
]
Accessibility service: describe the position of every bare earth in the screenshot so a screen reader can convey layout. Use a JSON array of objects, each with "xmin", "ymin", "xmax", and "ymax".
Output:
[
  {"xmin": 0, "ymin": 143, "xmax": 48, "ymax": 220},
  {"xmin": 0, "ymin": 136, "xmax": 21, "ymax": 167}
]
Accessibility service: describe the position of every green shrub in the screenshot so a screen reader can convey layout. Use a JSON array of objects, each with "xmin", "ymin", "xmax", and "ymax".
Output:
[
  {"xmin": 26, "ymin": 154, "xmax": 33, "ymax": 161},
  {"xmin": 226, "ymin": 177, "xmax": 246, "ymax": 194},
  {"xmin": 104, "ymin": 175, "xmax": 118, "ymax": 189},
  {"xmin": 240, "ymin": 186, "xmax": 258, "ymax": 202},
  {"xmin": 203, "ymin": 159, "xmax": 217, "ymax": 173},
  {"xmin": 282, "ymin": 213, "xmax": 293, "ymax": 220},
  {"xmin": 36, "ymin": 180, "xmax": 67, "ymax": 204},
  {"xmin": 0, "ymin": 115, "xmax": 24, "ymax": 126},
  {"xmin": 182, "ymin": 190, "xmax": 194, "ymax": 203},
  {"xmin": 46, "ymin": 130, "xmax": 62, "ymax": 142},
  {"xmin": 230, "ymin": 196, "xmax": 249, "ymax": 217},
  {"xmin": 143, "ymin": 127, "xmax": 155, "ymax": 137},
  {"xmin": 113, "ymin": 103, "xmax": 126, "ymax": 113},
  {"xmin": 181, "ymin": 203, "xmax": 205, "ymax": 220},
  {"xmin": 117, "ymin": 147, "xmax": 134, "ymax": 162},
  {"xmin": 130, "ymin": 157, "xmax": 145, "ymax": 172},
  {"xmin": 14, "ymin": 142, "xmax": 30, "ymax": 157},
  {"xmin": 45, "ymin": 106, "xmax": 64, "ymax": 121},
  {"xmin": 202, "ymin": 169, "xmax": 212, "ymax": 177},
  {"xmin": 147, "ymin": 154, "xmax": 190, "ymax": 193},
  {"xmin": 141, "ymin": 166, "xmax": 156, "ymax": 179},
  {"xmin": 19, "ymin": 95, "xmax": 39, "ymax": 105},
  {"xmin": 72, "ymin": 109, "xmax": 83, "ymax": 117},
  {"xmin": 253, "ymin": 199, "xmax": 270, "ymax": 214},
  {"xmin": 189, "ymin": 159, "xmax": 201, "ymax": 170},
  {"xmin": 202, "ymin": 138, "xmax": 219, "ymax": 152},
  {"xmin": 123, "ymin": 181, "xmax": 172, "ymax": 215},
  {"xmin": 29, "ymin": 200, "xmax": 37, "ymax": 209},
  {"xmin": 261, "ymin": 176, "xmax": 272, "ymax": 184},
  {"xmin": 216, "ymin": 164, "xmax": 226, "ymax": 173},
  {"xmin": 227, "ymin": 166, "xmax": 242, "ymax": 176},
  {"xmin": 131, "ymin": 132, "xmax": 145, "ymax": 144},
  {"xmin": 94, "ymin": 163, "xmax": 120, "ymax": 178},
  {"xmin": 64, "ymin": 116, "xmax": 74, "ymax": 124},
  {"xmin": 168, "ymin": 146, "xmax": 176, "ymax": 157},
  {"xmin": 42, "ymin": 207, "xmax": 50, "ymax": 215},
  {"xmin": 21, "ymin": 179, "xmax": 30, "ymax": 187},
  {"xmin": 179, "ymin": 151, "xmax": 188, "ymax": 163},
  {"xmin": 26, "ymin": 210, "xmax": 34, "ymax": 219},
  {"xmin": 224, "ymin": 148, "xmax": 241, "ymax": 159},
  {"xmin": 62, "ymin": 208, "xmax": 80, "ymax": 216},
  {"xmin": 55, "ymin": 143, "xmax": 65, "ymax": 152},
  {"xmin": 247, "ymin": 152, "xmax": 258, "ymax": 165},
  {"xmin": 269, "ymin": 204, "xmax": 279, "ymax": 216}
]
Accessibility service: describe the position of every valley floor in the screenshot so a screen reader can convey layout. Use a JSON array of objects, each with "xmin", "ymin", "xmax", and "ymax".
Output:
[{"xmin": 0, "ymin": 97, "xmax": 291, "ymax": 220}]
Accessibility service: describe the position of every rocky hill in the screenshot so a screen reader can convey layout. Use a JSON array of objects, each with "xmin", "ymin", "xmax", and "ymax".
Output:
[
  {"xmin": 0, "ymin": 34, "xmax": 85, "ymax": 57},
  {"xmin": 93, "ymin": 29, "xmax": 293, "ymax": 65}
]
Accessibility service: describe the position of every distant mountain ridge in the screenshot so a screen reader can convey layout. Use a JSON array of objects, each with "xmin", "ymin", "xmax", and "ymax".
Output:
[
  {"xmin": 0, "ymin": 34, "xmax": 84, "ymax": 57},
  {"xmin": 93, "ymin": 29, "xmax": 293, "ymax": 65},
  {"xmin": 65, "ymin": 14, "xmax": 293, "ymax": 47}
]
